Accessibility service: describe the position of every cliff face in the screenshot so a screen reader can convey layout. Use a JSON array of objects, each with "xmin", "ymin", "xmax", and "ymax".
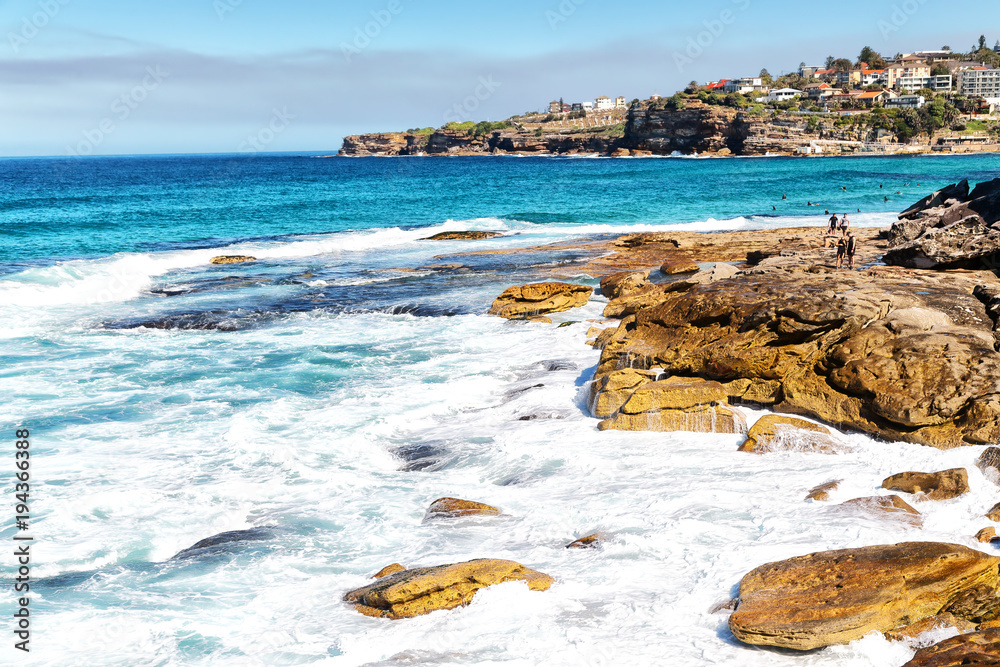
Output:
[
  {"xmin": 337, "ymin": 102, "xmax": 836, "ymax": 157},
  {"xmin": 623, "ymin": 102, "xmax": 743, "ymax": 155}
]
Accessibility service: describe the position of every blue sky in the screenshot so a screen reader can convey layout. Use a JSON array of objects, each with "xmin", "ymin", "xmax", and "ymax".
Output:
[{"xmin": 1, "ymin": 0, "xmax": 994, "ymax": 156}]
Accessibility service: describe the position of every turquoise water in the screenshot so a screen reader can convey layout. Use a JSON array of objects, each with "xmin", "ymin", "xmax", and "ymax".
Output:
[{"xmin": 3, "ymin": 154, "xmax": 1000, "ymax": 667}]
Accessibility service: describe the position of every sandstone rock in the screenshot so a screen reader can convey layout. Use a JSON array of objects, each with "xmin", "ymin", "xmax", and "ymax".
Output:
[
  {"xmin": 840, "ymin": 495, "xmax": 922, "ymax": 526},
  {"xmin": 671, "ymin": 263, "xmax": 740, "ymax": 289},
  {"xmin": 611, "ymin": 148, "xmax": 630, "ymax": 157},
  {"xmin": 344, "ymin": 559, "xmax": 553, "ymax": 619},
  {"xmin": 729, "ymin": 542, "xmax": 1000, "ymax": 650},
  {"xmin": 899, "ymin": 180, "xmax": 970, "ymax": 221},
  {"xmin": 566, "ymin": 533, "xmax": 603, "ymax": 549},
  {"xmin": 597, "ymin": 376, "xmax": 746, "ymax": 434},
  {"xmin": 805, "ymin": 480, "xmax": 840, "ymax": 502},
  {"xmin": 426, "ymin": 498, "xmax": 501, "ymax": 518},
  {"xmin": 987, "ymin": 502, "xmax": 1000, "ymax": 521},
  {"xmin": 902, "ymin": 627, "xmax": 1000, "ymax": 667},
  {"xmin": 373, "ymin": 563, "xmax": 406, "ymax": 579},
  {"xmin": 885, "ymin": 612, "xmax": 977, "ymax": 642},
  {"xmin": 723, "ymin": 378, "xmax": 783, "ymax": 405},
  {"xmin": 977, "ymin": 447, "xmax": 1000, "ymax": 486},
  {"xmin": 210, "ymin": 255, "xmax": 257, "ymax": 265},
  {"xmin": 660, "ymin": 257, "xmax": 700, "ymax": 275},
  {"xmin": 977, "ymin": 527, "xmax": 997, "ymax": 543},
  {"xmin": 739, "ymin": 415, "xmax": 836, "ymax": 454},
  {"xmin": 588, "ymin": 368, "xmax": 659, "ymax": 418},
  {"xmin": 599, "ymin": 271, "xmax": 650, "ymax": 300},
  {"xmin": 420, "ymin": 231, "xmax": 502, "ymax": 241},
  {"xmin": 489, "ymin": 283, "xmax": 592, "ymax": 319},
  {"xmin": 524, "ymin": 315, "xmax": 552, "ymax": 324},
  {"xmin": 882, "ymin": 469, "xmax": 970, "ymax": 501}
]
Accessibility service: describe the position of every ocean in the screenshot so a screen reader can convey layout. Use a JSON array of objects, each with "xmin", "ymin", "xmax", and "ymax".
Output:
[{"xmin": 3, "ymin": 153, "xmax": 1000, "ymax": 666}]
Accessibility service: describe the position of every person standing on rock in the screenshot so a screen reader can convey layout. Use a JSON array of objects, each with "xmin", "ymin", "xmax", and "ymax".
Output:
[
  {"xmin": 845, "ymin": 230, "xmax": 858, "ymax": 269},
  {"xmin": 838, "ymin": 215, "xmax": 850, "ymax": 234},
  {"xmin": 824, "ymin": 214, "xmax": 839, "ymax": 248},
  {"xmin": 836, "ymin": 234, "xmax": 848, "ymax": 269}
]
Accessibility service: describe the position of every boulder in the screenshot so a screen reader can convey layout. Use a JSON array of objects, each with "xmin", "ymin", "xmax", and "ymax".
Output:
[
  {"xmin": 589, "ymin": 368, "xmax": 659, "ymax": 418},
  {"xmin": 883, "ymin": 215, "xmax": 1000, "ymax": 270},
  {"xmin": 373, "ymin": 563, "xmax": 406, "ymax": 579},
  {"xmin": 899, "ymin": 180, "xmax": 970, "ymax": 221},
  {"xmin": 882, "ymin": 469, "xmax": 970, "ymax": 501},
  {"xmin": 660, "ymin": 257, "xmax": 700, "ymax": 275},
  {"xmin": 987, "ymin": 502, "xmax": 1000, "ymax": 521},
  {"xmin": 344, "ymin": 559, "xmax": 553, "ymax": 619},
  {"xmin": 171, "ymin": 527, "xmax": 275, "ymax": 559},
  {"xmin": 977, "ymin": 447, "xmax": 1000, "ymax": 486},
  {"xmin": 427, "ymin": 498, "xmax": 501, "ymax": 518},
  {"xmin": 729, "ymin": 542, "xmax": 1000, "ymax": 650},
  {"xmin": 671, "ymin": 263, "xmax": 740, "ymax": 289},
  {"xmin": 489, "ymin": 283, "xmax": 592, "ymax": 319},
  {"xmin": 419, "ymin": 231, "xmax": 502, "ymax": 241},
  {"xmin": 210, "ymin": 255, "xmax": 257, "ymax": 264},
  {"xmin": 805, "ymin": 480, "xmax": 840, "ymax": 502},
  {"xmin": 597, "ymin": 376, "xmax": 746, "ymax": 434},
  {"xmin": 738, "ymin": 415, "xmax": 837, "ymax": 454},
  {"xmin": 977, "ymin": 527, "xmax": 997, "ymax": 543},
  {"xmin": 902, "ymin": 627, "xmax": 1000, "ymax": 667},
  {"xmin": 839, "ymin": 495, "xmax": 922, "ymax": 526},
  {"xmin": 566, "ymin": 533, "xmax": 603, "ymax": 549},
  {"xmin": 599, "ymin": 271, "xmax": 650, "ymax": 300}
]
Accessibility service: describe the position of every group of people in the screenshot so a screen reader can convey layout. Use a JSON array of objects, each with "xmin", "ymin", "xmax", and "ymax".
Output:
[{"xmin": 823, "ymin": 213, "xmax": 858, "ymax": 269}]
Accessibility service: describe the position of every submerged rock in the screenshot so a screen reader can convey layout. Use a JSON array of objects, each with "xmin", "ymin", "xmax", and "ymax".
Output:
[
  {"xmin": 419, "ymin": 231, "xmax": 502, "ymax": 241},
  {"xmin": 426, "ymin": 497, "xmax": 501, "ymax": 518},
  {"xmin": 902, "ymin": 627, "xmax": 1000, "ymax": 667},
  {"xmin": 343, "ymin": 559, "xmax": 553, "ymax": 619},
  {"xmin": 976, "ymin": 527, "xmax": 997, "ymax": 543},
  {"xmin": 738, "ymin": 415, "xmax": 836, "ymax": 454},
  {"xmin": 976, "ymin": 447, "xmax": 1000, "ymax": 486},
  {"xmin": 171, "ymin": 527, "xmax": 275, "ymax": 559},
  {"xmin": 986, "ymin": 502, "xmax": 1000, "ymax": 521},
  {"xmin": 210, "ymin": 255, "xmax": 257, "ymax": 264},
  {"xmin": 839, "ymin": 495, "xmax": 922, "ymax": 526},
  {"xmin": 882, "ymin": 468, "xmax": 970, "ymax": 501},
  {"xmin": 805, "ymin": 480, "xmax": 841, "ymax": 502},
  {"xmin": 885, "ymin": 613, "xmax": 977, "ymax": 642},
  {"xmin": 729, "ymin": 542, "xmax": 1000, "ymax": 651},
  {"xmin": 566, "ymin": 533, "xmax": 603, "ymax": 549},
  {"xmin": 596, "ymin": 376, "xmax": 745, "ymax": 434},
  {"xmin": 488, "ymin": 282, "xmax": 592, "ymax": 319}
]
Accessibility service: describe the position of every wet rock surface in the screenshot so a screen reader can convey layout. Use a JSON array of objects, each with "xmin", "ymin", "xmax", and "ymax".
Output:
[
  {"xmin": 739, "ymin": 415, "xmax": 836, "ymax": 454},
  {"xmin": 902, "ymin": 627, "xmax": 1000, "ymax": 667},
  {"xmin": 729, "ymin": 542, "xmax": 1000, "ymax": 650},
  {"xmin": 344, "ymin": 559, "xmax": 554, "ymax": 619},
  {"xmin": 488, "ymin": 282, "xmax": 592, "ymax": 319},
  {"xmin": 426, "ymin": 498, "xmax": 501, "ymax": 518},
  {"xmin": 882, "ymin": 468, "xmax": 970, "ymax": 501}
]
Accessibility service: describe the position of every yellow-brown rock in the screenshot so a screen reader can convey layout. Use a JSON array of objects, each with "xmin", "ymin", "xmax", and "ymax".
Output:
[
  {"xmin": 566, "ymin": 533, "xmax": 603, "ymax": 549},
  {"xmin": 739, "ymin": 415, "xmax": 836, "ymax": 454},
  {"xmin": 885, "ymin": 613, "xmax": 977, "ymax": 642},
  {"xmin": 882, "ymin": 469, "xmax": 970, "ymax": 501},
  {"xmin": 840, "ymin": 495, "xmax": 922, "ymax": 526},
  {"xmin": 805, "ymin": 480, "xmax": 841, "ymax": 502},
  {"xmin": 588, "ymin": 368, "xmax": 658, "ymax": 418},
  {"xmin": 426, "ymin": 498, "xmax": 500, "ymax": 518},
  {"xmin": 723, "ymin": 378, "xmax": 782, "ymax": 405},
  {"xmin": 344, "ymin": 559, "xmax": 554, "ymax": 619},
  {"xmin": 977, "ymin": 527, "xmax": 997, "ymax": 543},
  {"xmin": 988, "ymin": 503, "xmax": 1000, "ymax": 521},
  {"xmin": 902, "ymin": 627, "xmax": 1000, "ymax": 666},
  {"xmin": 599, "ymin": 271, "xmax": 650, "ymax": 300},
  {"xmin": 210, "ymin": 255, "xmax": 257, "ymax": 264},
  {"xmin": 597, "ymin": 376, "xmax": 745, "ymax": 434},
  {"xmin": 660, "ymin": 257, "xmax": 700, "ymax": 275},
  {"xmin": 976, "ymin": 447, "xmax": 1000, "ymax": 486},
  {"xmin": 729, "ymin": 542, "xmax": 1000, "ymax": 651},
  {"xmin": 488, "ymin": 282, "xmax": 592, "ymax": 319},
  {"xmin": 372, "ymin": 563, "xmax": 406, "ymax": 579}
]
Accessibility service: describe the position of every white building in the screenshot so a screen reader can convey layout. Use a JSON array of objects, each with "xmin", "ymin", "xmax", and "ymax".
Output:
[
  {"xmin": 897, "ymin": 74, "xmax": 952, "ymax": 92},
  {"xmin": 759, "ymin": 88, "xmax": 802, "ymax": 103},
  {"xmin": 724, "ymin": 77, "xmax": 767, "ymax": 94},
  {"xmin": 582, "ymin": 101, "xmax": 593, "ymax": 110},
  {"xmin": 614, "ymin": 96, "xmax": 627, "ymax": 108},
  {"xmin": 958, "ymin": 68, "xmax": 1000, "ymax": 102},
  {"xmin": 594, "ymin": 96, "xmax": 614, "ymax": 111},
  {"xmin": 885, "ymin": 95, "xmax": 926, "ymax": 108}
]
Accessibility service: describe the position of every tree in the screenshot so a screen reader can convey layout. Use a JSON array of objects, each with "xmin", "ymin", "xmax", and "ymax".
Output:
[
  {"xmin": 685, "ymin": 80, "xmax": 700, "ymax": 94},
  {"xmin": 832, "ymin": 58, "xmax": 853, "ymax": 72},
  {"xmin": 825, "ymin": 55, "xmax": 835, "ymax": 69},
  {"xmin": 931, "ymin": 63, "xmax": 950, "ymax": 76},
  {"xmin": 666, "ymin": 93, "xmax": 686, "ymax": 111},
  {"xmin": 858, "ymin": 46, "xmax": 887, "ymax": 69},
  {"xmin": 760, "ymin": 68, "xmax": 774, "ymax": 86},
  {"xmin": 980, "ymin": 35, "xmax": 987, "ymax": 51}
]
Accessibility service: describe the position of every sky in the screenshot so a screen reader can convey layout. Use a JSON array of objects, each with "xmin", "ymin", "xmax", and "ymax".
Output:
[{"xmin": 0, "ymin": 0, "xmax": 996, "ymax": 156}]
